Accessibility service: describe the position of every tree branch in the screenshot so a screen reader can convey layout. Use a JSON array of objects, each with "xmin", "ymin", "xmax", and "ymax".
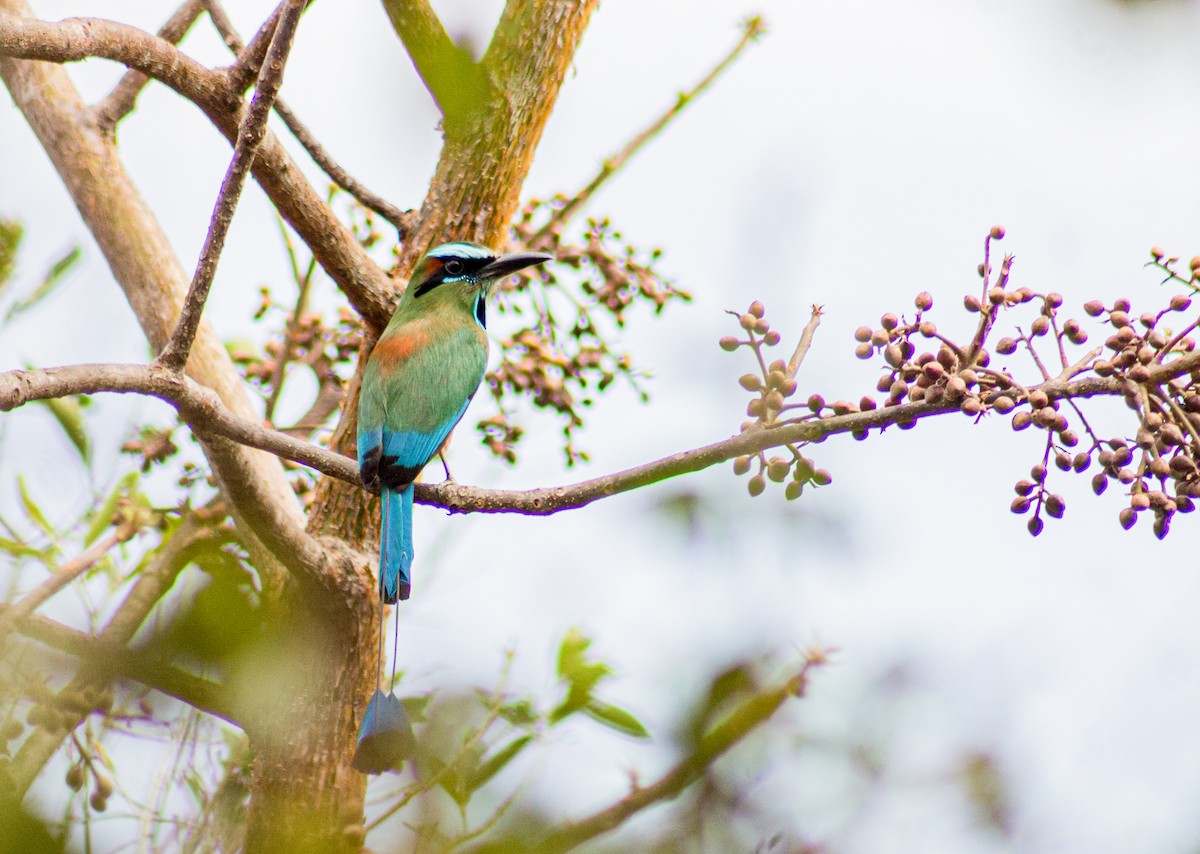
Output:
[
  {"xmin": 1, "ymin": 606, "xmax": 236, "ymax": 725},
  {"xmin": 0, "ymin": 9, "xmax": 395, "ymax": 327},
  {"xmin": 0, "ymin": 3, "xmax": 352, "ymax": 607},
  {"xmin": 0, "ymin": 533, "xmax": 124, "ymax": 637},
  {"xmin": 157, "ymin": 0, "xmax": 307, "ymax": 372},
  {"xmin": 529, "ymin": 16, "xmax": 765, "ymax": 246},
  {"xmin": 203, "ymin": 0, "xmax": 413, "ymax": 234},
  {"xmin": 93, "ymin": 0, "xmax": 205, "ymax": 132},
  {"xmin": 5, "ymin": 513, "xmax": 212, "ymax": 799},
  {"xmin": 534, "ymin": 653, "xmax": 825, "ymax": 854},
  {"xmin": 380, "ymin": 0, "xmax": 486, "ymax": 124},
  {"xmin": 6, "ymin": 346, "xmax": 1197, "ymax": 519}
]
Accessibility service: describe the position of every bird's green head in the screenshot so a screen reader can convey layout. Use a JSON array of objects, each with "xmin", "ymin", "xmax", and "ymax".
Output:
[{"xmin": 402, "ymin": 242, "xmax": 552, "ymax": 329}]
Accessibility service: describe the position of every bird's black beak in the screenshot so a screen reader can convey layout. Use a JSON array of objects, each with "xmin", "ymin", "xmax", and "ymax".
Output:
[{"xmin": 478, "ymin": 251, "xmax": 553, "ymax": 280}]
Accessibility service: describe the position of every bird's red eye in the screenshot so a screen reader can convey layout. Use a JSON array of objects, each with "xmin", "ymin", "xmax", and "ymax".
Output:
[{"xmin": 444, "ymin": 259, "xmax": 465, "ymax": 276}]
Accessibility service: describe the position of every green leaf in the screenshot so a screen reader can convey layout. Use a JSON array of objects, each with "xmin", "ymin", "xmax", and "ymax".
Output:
[
  {"xmin": 467, "ymin": 734, "xmax": 533, "ymax": 792},
  {"xmin": 84, "ymin": 471, "xmax": 139, "ymax": 546},
  {"xmin": 0, "ymin": 219, "xmax": 22, "ymax": 294},
  {"xmin": 0, "ymin": 536, "xmax": 43, "ymax": 559},
  {"xmin": 5, "ymin": 245, "xmax": 80, "ymax": 321},
  {"xmin": 34, "ymin": 396, "xmax": 90, "ymax": 463},
  {"xmin": 17, "ymin": 475, "xmax": 54, "ymax": 537},
  {"xmin": 584, "ymin": 700, "xmax": 650, "ymax": 739},
  {"xmin": 556, "ymin": 627, "xmax": 592, "ymax": 680}
]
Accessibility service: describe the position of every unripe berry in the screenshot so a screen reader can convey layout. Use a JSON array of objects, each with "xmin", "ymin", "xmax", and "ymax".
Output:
[
  {"xmin": 915, "ymin": 291, "xmax": 933, "ymax": 310},
  {"xmin": 747, "ymin": 475, "xmax": 765, "ymax": 497},
  {"xmin": 732, "ymin": 456, "xmax": 751, "ymax": 475},
  {"xmin": 990, "ymin": 225, "xmax": 1006, "ymax": 239},
  {"xmin": 719, "ymin": 336, "xmax": 740, "ymax": 351},
  {"xmin": 66, "ymin": 765, "xmax": 85, "ymax": 791},
  {"xmin": 739, "ymin": 373, "xmax": 762, "ymax": 391},
  {"xmin": 763, "ymin": 330, "xmax": 782, "ymax": 345},
  {"xmin": 784, "ymin": 481, "xmax": 802, "ymax": 500},
  {"xmin": 748, "ymin": 300, "xmax": 765, "ymax": 318},
  {"xmin": 1027, "ymin": 517, "xmax": 1044, "ymax": 536}
]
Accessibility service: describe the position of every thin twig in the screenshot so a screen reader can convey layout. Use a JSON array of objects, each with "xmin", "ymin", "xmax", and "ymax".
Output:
[
  {"xmin": 204, "ymin": 0, "xmax": 412, "ymax": 234},
  {"xmin": 0, "ymin": 533, "xmax": 124, "ymax": 636},
  {"xmin": 367, "ymin": 652, "xmax": 516, "ymax": 831},
  {"xmin": 157, "ymin": 0, "xmax": 307, "ymax": 372},
  {"xmin": 94, "ymin": 0, "xmax": 205, "ymax": 131},
  {"xmin": 534, "ymin": 652, "xmax": 826, "ymax": 854},
  {"xmin": 787, "ymin": 304, "xmax": 823, "ymax": 378},
  {"xmin": 528, "ymin": 16, "xmax": 765, "ymax": 246}
]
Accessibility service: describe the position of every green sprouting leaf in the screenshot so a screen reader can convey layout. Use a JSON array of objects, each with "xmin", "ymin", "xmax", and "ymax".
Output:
[
  {"xmin": 34, "ymin": 396, "xmax": 90, "ymax": 463},
  {"xmin": 0, "ymin": 219, "xmax": 22, "ymax": 294},
  {"xmin": 5, "ymin": 244, "xmax": 80, "ymax": 321},
  {"xmin": 84, "ymin": 471, "xmax": 139, "ymax": 546},
  {"xmin": 584, "ymin": 700, "xmax": 650, "ymax": 739},
  {"xmin": 0, "ymin": 536, "xmax": 44, "ymax": 560},
  {"xmin": 17, "ymin": 475, "xmax": 54, "ymax": 537},
  {"xmin": 556, "ymin": 627, "xmax": 592, "ymax": 680},
  {"xmin": 467, "ymin": 734, "xmax": 533, "ymax": 793}
]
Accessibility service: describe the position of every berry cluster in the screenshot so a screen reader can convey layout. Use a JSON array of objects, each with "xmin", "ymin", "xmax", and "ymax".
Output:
[
  {"xmin": 720, "ymin": 301, "xmax": 831, "ymax": 499},
  {"xmin": 719, "ymin": 226, "xmax": 1200, "ymax": 537}
]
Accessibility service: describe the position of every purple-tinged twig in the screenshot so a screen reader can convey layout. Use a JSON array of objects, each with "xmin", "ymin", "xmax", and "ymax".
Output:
[
  {"xmin": 204, "ymin": 0, "xmax": 413, "ymax": 234},
  {"xmin": 94, "ymin": 0, "xmax": 205, "ymax": 132},
  {"xmin": 157, "ymin": 0, "xmax": 306, "ymax": 372},
  {"xmin": 528, "ymin": 16, "xmax": 765, "ymax": 247}
]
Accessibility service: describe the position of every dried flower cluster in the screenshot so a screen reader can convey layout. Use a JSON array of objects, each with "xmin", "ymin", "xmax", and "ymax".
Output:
[
  {"xmin": 480, "ymin": 199, "xmax": 690, "ymax": 465},
  {"xmin": 721, "ymin": 227, "xmax": 1200, "ymax": 538}
]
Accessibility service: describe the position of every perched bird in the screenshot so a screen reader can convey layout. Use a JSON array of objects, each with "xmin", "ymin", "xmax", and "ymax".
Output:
[{"xmin": 353, "ymin": 241, "xmax": 551, "ymax": 773}]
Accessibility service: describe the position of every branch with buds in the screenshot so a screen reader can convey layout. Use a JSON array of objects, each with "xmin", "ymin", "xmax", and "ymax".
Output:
[{"xmin": 722, "ymin": 227, "xmax": 1200, "ymax": 539}]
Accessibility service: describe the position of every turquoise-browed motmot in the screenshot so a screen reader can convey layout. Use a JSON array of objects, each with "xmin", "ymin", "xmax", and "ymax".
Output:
[{"xmin": 352, "ymin": 241, "xmax": 551, "ymax": 773}]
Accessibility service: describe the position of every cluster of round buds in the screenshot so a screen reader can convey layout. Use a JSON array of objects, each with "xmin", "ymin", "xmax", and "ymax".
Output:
[
  {"xmin": 719, "ymin": 301, "xmax": 799, "ymax": 428},
  {"xmin": 1085, "ymin": 291, "xmax": 1196, "ymax": 538},
  {"xmin": 854, "ymin": 291, "xmax": 999, "ymax": 423},
  {"xmin": 732, "ymin": 448, "xmax": 831, "ymax": 500},
  {"xmin": 720, "ymin": 301, "xmax": 831, "ymax": 498}
]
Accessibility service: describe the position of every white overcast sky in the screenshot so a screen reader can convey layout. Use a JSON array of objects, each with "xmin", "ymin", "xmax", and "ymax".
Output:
[{"xmin": 4, "ymin": 1, "xmax": 1200, "ymax": 852}]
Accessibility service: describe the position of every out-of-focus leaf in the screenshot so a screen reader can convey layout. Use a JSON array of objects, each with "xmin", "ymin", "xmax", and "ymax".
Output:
[
  {"xmin": 497, "ymin": 697, "xmax": 538, "ymax": 728},
  {"xmin": 0, "ymin": 537, "xmax": 43, "ymax": 559},
  {"xmin": 551, "ymin": 628, "xmax": 614, "ymax": 724},
  {"xmin": 556, "ymin": 627, "xmax": 591, "ymax": 680},
  {"xmin": 0, "ymin": 219, "xmax": 22, "ymax": 294},
  {"xmin": 584, "ymin": 700, "xmax": 650, "ymax": 739},
  {"xmin": 467, "ymin": 734, "xmax": 533, "ymax": 792},
  {"xmin": 398, "ymin": 693, "xmax": 432, "ymax": 724},
  {"xmin": 685, "ymin": 661, "xmax": 757, "ymax": 745},
  {"xmin": 33, "ymin": 396, "xmax": 90, "ymax": 463},
  {"xmin": 5, "ymin": 245, "xmax": 79, "ymax": 321},
  {"xmin": 17, "ymin": 475, "xmax": 54, "ymax": 537},
  {"xmin": 84, "ymin": 471, "xmax": 139, "ymax": 546}
]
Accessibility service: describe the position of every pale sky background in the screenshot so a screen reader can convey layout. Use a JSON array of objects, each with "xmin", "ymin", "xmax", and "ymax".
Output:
[{"xmin": 4, "ymin": 1, "xmax": 1200, "ymax": 852}]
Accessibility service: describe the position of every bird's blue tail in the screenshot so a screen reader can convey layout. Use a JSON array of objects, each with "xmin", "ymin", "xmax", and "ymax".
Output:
[
  {"xmin": 352, "ymin": 688, "xmax": 416, "ymax": 773},
  {"xmin": 381, "ymin": 484, "xmax": 414, "ymax": 603}
]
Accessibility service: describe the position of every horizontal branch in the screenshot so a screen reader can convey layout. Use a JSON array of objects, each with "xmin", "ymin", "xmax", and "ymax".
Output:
[
  {"xmin": 5, "ymin": 346, "xmax": 1197, "ymax": 517},
  {"xmin": 1, "ymin": 605, "xmax": 235, "ymax": 724}
]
